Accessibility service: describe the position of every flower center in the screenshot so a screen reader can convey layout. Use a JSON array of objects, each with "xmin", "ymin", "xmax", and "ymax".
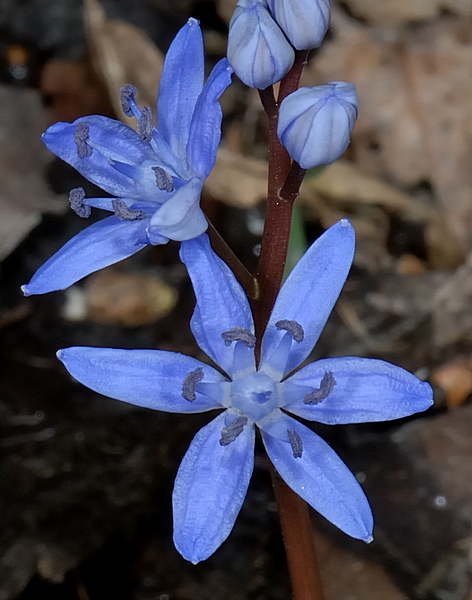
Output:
[{"xmin": 230, "ymin": 371, "xmax": 279, "ymax": 422}]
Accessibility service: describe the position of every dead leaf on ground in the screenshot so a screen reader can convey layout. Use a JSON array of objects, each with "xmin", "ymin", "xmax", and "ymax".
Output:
[
  {"xmin": 431, "ymin": 357, "xmax": 472, "ymax": 409},
  {"xmin": 338, "ymin": 0, "xmax": 472, "ymax": 26},
  {"xmin": 0, "ymin": 85, "xmax": 66, "ymax": 261},
  {"xmin": 309, "ymin": 10, "xmax": 472, "ymax": 252},
  {"xmin": 63, "ymin": 270, "xmax": 178, "ymax": 327}
]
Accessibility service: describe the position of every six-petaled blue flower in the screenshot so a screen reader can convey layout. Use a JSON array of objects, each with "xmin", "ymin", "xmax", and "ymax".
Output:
[
  {"xmin": 22, "ymin": 18, "xmax": 233, "ymax": 296},
  {"xmin": 56, "ymin": 220, "xmax": 433, "ymax": 564}
]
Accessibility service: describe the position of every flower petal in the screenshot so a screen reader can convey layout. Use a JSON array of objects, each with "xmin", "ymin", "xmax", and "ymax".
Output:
[
  {"xmin": 260, "ymin": 411, "xmax": 373, "ymax": 541},
  {"xmin": 179, "ymin": 234, "xmax": 254, "ymax": 375},
  {"xmin": 157, "ymin": 18, "xmax": 204, "ymax": 167},
  {"xmin": 148, "ymin": 177, "xmax": 207, "ymax": 241},
  {"xmin": 173, "ymin": 412, "xmax": 255, "ymax": 563},
  {"xmin": 282, "ymin": 356, "xmax": 433, "ymax": 423},
  {"xmin": 42, "ymin": 116, "xmax": 153, "ymax": 197},
  {"xmin": 57, "ymin": 347, "xmax": 226, "ymax": 412},
  {"xmin": 186, "ymin": 58, "xmax": 233, "ymax": 180},
  {"xmin": 22, "ymin": 216, "xmax": 147, "ymax": 295},
  {"xmin": 260, "ymin": 219, "xmax": 355, "ymax": 377}
]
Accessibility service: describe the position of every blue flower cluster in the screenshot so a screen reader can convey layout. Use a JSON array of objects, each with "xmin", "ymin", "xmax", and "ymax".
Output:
[
  {"xmin": 21, "ymin": 9, "xmax": 433, "ymax": 566},
  {"xmin": 23, "ymin": 19, "xmax": 233, "ymax": 296},
  {"xmin": 57, "ymin": 221, "xmax": 432, "ymax": 563}
]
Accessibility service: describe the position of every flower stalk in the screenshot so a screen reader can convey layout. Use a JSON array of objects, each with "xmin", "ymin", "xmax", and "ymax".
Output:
[{"xmin": 255, "ymin": 53, "xmax": 324, "ymax": 600}]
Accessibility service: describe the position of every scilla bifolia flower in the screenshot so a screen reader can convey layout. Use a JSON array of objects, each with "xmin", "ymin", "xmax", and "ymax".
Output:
[
  {"xmin": 57, "ymin": 221, "xmax": 432, "ymax": 563},
  {"xmin": 227, "ymin": 0, "xmax": 294, "ymax": 89},
  {"xmin": 278, "ymin": 81, "xmax": 358, "ymax": 169},
  {"xmin": 268, "ymin": 0, "xmax": 331, "ymax": 50},
  {"xmin": 22, "ymin": 19, "xmax": 233, "ymax": 296}
]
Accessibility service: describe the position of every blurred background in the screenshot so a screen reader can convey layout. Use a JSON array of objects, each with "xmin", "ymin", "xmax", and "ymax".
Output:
[{"xmin": 1, "ymin": 0, "xmax": 472, "ymax": 598}]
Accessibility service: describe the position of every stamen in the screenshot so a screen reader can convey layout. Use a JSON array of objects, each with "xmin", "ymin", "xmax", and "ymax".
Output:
[
  {"xmin": 69, "ymin": 187, "xmax": 90, "ymax": 218},
  {"xmin": 221, "ymin": 327, "xmax": 256, "ymax": 348},
  {"xmin": 182, "ymin": 367, "xmax": 204, "ymax": 402},
  {"xmin": 287, "ymin": 428, "xmax": 303, "ymax": 458},
  {"xmin": 120, "ymin": 84, "xmax": 137, "ymax": 116},
  {"xmin": 303, "ymin": 371, "xmax": 336, "ymax": 405},
  {"xmin": 74, "ymin": 121, "xmax": 93, "ymax": 159},
  {"xmin": 152, "ymin": 166, "xmax": 174, "ymax": 192},
  {"xmin": 275, "ymin": 319, "xmax": 304, "ymax": 342},
  {"xmin": 219, "ymin": 416, "xmax": 248, "ymax": 446},
  {"xmin": 112, "ymin": 199, "xmax": 146, "ymax": 221},
  {"xmin": 137, "ymin": 106, "xmax": 153, "ymax": 143}
]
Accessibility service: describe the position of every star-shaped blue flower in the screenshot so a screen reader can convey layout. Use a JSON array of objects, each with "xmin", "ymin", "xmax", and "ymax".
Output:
[
  {"xmin": 22, "ymin": 18, "xmax": 233, "ymax": 296},
  {"xmin": 56, "ymin": 220, "xmax": 432, "ymax": 563}
]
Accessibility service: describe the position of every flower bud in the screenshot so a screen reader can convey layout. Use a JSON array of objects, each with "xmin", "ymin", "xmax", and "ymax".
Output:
[
  {"xmin": 228, "ymin": 0, "xmax": 295, "ymax": 89},
  {"xmin": 277, "ymin": 82, "xmax": 358, "ymax": 169},
  {"xmin": 268, "ymin": 0, "xmax": 331, "ymax": 50}
]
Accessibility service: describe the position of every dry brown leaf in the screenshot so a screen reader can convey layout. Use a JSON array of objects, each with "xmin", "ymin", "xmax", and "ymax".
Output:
[
  {"xmin": 67, "ymin": 271, "xmax": 178, "ymax": 327},
  {"xmin": 299, "ymin": 160, "xmax": 464, "ymax": 269},
  {"xmin": 205, "ymin": 147, "xmax": 268, "ymax": 207},
  {"xmin": 83, "ymin": 0, "xmax": 164, "ymax": 125},
  {"xmin": 431, "ymin": 357, "xmax": 472, "ymax": 409},
  {"xmin": 309, "ymin": 10, "xmax": 472, "ymax": 253},
  {"xmin": 0, "ymin": 85, "xmax": 66, "ymax": 261},
  {"xmin": 338, "ymin": 0, "xmax": 472, "ymax": 26}
]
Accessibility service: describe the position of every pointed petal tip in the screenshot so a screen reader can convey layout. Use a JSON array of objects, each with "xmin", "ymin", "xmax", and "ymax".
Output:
[
  {"xmin": 56, "ymin": 349, "xmax": 65, "ymax": 362},
  {"xmin": 365, "ymin": 534, "xmax": 374, "ymax": 544},
  {"xmin": 21, "ymin": 284, "xmax": 31, "ymax": 297},
  {"xmin": 187, "ymin": 17, "xmax": 200, "ymax": 27},
  {"xmin": 339, "ymin": 218, "xmax": 352, "ymax": 229}
]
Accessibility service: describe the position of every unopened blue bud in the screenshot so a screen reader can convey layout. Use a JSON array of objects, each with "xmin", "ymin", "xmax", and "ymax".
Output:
[
  {"xmin": 268, "ymin": 0, "xmax": 331, "ymax": 50},
  {"xmin": 277, "ymin": 82, "xmax": 358, "ymax": 169},
  {"xmin": 228, "ymin": 0, "xmax": 295, "ymax": 89}
]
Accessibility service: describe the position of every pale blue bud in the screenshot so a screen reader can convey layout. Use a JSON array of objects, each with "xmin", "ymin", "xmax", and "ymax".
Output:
[
  {"xmin": 228, "ymin": 0, "xmax": 295, "ymax": 89},
  {"xmin": 268, "ymin": 0, "xmax": 331, "ymax": 50},
  {"xmin": 277, "ymin": 82, "xmax": 358, "ymax": 169}
]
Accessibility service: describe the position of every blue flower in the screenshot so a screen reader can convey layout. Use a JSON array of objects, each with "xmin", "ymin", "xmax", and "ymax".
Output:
[
  {"xmin": 227, "ymin": 0, "xmax": 294, "ymax": 89},
  {"xmin": 278, "ymin": 82, "xmax": 358, "ymax": 168},
  {"xmin": 267, "ymin": 0, "xmax": 331, "ymax": 50},
  {"xmin": 56, "ymin": 220, "xmax": 433, "ymax": 563},
  {"xmin": 22, "ymin": 18, "xmax": 233, "ymax": 296}
]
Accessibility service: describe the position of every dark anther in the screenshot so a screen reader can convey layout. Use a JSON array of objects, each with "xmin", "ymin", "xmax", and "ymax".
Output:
[
  {"xmin": 137, "ymin": 106, "xmax": 153, "ymax": 143},
  {"xmin": 182, "ymin": 367, "xmax": 204, "ymax": 402},
  {"xmin": 219, "ymin": 416, "xmax": 248, "ymax": 446},
  {"xmin": 74, "ymin": 121, "xmax": 93, "ymax": 159},
  {"xmin": 69, "ymin": 187, "xmax": 90, "ymax": 218},
  {"xmin": 303, "ymin": 371, "xmax": 336, "ymax": 405},
  {"xmin": 120, "ymin": 84, "xmax": 137, "ymax": 116},
  {"xmin": 112, "ymin": 199, "xmax": 146, "ymax": 221},
  {"xmin": 221, "ymin": 327, "xmax": 256, "ymax": 348},
  {"xmin": 152, "ymin": 166, "xmax": 174, "ymax": 192},
  {"xmin": 275, "ymin": 319, "xmax": 304, "ymax": 342},
  {"xmin": 287, "ymin": 428, "xmax": 303, "ymax": 458}
]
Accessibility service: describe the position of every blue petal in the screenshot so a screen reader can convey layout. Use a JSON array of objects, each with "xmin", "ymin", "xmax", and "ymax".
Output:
[
  {"xmin": 148, "ymin": 177, "xmax": 207, "ymax": 241},
  {"xmin": 179, "ymin": 234, "xmax": 254, "ymax": 376},
  {"xmin": 282, "ymin": 357, "xmax": 433, "ymax": 424},
  {"xmin": 260, "ymin": 219, "xmax": 355, "ymax": 377},
  {"xmin": 22, "ymin": 216, "xmax": 147, "ymax": 295},
  {"xmin": 157, "ymin": 19, "xmax": 204, "ymax": 167},
  {"xmin": 173, "ymin": 411, "xmax": 255, "ymax": 563},
  {"xmin": 42, "ymin": 116, "xmax": 154, "ymax": 197},
  {"xmin": 187, "ymin": 59, "xmax": 233, "ymax": 180},
  {"xmin": 57, "ymin": 347, "xmax": 226, "ymax": 413},
  {"xmin": 260, "ymin": 411, "xmax": 373, "ymax": 542}
]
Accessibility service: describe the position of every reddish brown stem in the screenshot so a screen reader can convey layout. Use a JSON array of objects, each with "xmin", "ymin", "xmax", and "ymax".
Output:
[
  {"xmin": 256, "ymin": 51, "xmax": 325, "ymax": 600},
  {"xmin": 271, "ymin": 467, "xmax": 325, "ymax": 600}
]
